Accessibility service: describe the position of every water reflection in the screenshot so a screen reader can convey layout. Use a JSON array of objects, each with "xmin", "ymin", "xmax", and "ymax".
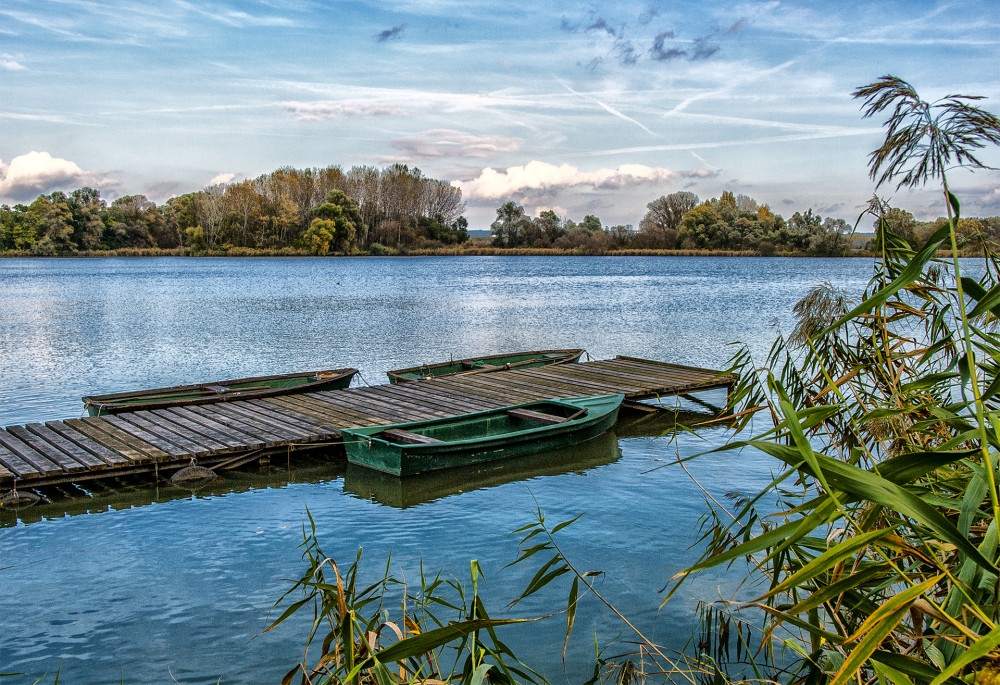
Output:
[
  {"xmin": 0, "ymin": 456, "xmax": 346, "ymax": 528},
  {"xmin": 0, "ymin": 406, "xmax": 717, "ymax": 525},
  {"xmin": 343, "ymin": 430, "xmax": 623, "ymax": 508}
]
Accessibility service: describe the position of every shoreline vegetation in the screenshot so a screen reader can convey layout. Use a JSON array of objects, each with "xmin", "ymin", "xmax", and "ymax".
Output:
[
  {"xmin": 0, "ymin": 244, "xmax": 850, "ymax": 258},
  {"xmin": 4, "ymin": 163, "xmax": 998, "ymax": 260}
]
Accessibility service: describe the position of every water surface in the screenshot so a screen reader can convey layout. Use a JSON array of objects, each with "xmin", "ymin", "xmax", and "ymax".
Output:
[{"xmin": 0, "ymin": 256, "xmax": 872, "ymax": 683}]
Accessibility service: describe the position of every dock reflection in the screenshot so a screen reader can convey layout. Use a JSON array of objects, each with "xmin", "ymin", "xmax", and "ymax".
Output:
[
  {"xmin": 0, "ymin": 404, "xmax": 724, "ymax": 525},
  {"xmin": 0, "ymin": 458, "xmax": 348, "ymax": 528}
]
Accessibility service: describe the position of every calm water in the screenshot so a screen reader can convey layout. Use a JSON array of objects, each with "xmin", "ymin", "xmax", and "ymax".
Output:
[{"xmin": 0, "ymin": 256, "xmax": 873, "ymax": 683}]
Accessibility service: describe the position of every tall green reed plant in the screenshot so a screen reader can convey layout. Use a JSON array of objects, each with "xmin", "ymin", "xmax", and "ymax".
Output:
[
  {"xmin": 266, "ymin": 510, "xmax": 546, "ymax": 685},
  {"xmin": 657, "ymin": 76, "xmax": 1000, "ymax": 683}
]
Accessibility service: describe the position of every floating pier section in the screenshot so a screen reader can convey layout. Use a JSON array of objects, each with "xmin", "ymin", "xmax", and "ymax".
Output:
[{"xmin": 0, "ymin": 356, "xmax": 734, "ymax": 490}]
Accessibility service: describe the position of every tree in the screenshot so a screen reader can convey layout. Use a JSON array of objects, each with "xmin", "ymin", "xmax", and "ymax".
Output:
[
  {"xmin": 303, "ymin": 219, "xmax": 335, "ymax": 255},
  {"xmin": 490, "ymin": 201, "xmax": 529, "ymax": 248},
  {"xmin": 0, "ymin": 203, "xmax": 37, "ymax": 251},
  {"xmin": 68, "ymin": 187, "xmax": 105, "ymax": 250},
  {"xmin": 309, "ymin": 190, "xmax": 364, "ymax": 253},
  {"xmin": 678, "ymin": 203, "xmax": 726, "ymax": 249},
  {"xmin": 809, "ymin": 216, "xmax": 851, "ymax": 256},
  {"xmin": 639, "ymin": 191, "xmax": 698, "ymax": 237},
  {"xmin": 28, "ymin": 192, "xmax": 74, "ymax": 252}
]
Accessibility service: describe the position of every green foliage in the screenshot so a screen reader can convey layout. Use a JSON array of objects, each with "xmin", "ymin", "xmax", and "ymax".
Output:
[
  {"xmin": 267, "ymin": 511, "xmax": 545, "ymax": 685},
  {"xmin": 664, "ymin": 76, "xmax": 1000, "ymax": 684},
  {"xmin": 304, "ymin": 218, "xmax": 336, "ymax": 256}
]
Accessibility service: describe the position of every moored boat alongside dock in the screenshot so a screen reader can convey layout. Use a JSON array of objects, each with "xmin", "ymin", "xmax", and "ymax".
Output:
[
  {"xmin": 387, "ymin": 348, "xmax": 584, "ymax": 383},
  {"xmin": 82, "ymin": 368, "xmax": 358, "ymax": 415},
  {"xmin": 341, "ymin": 394, "xmax": 623, "ymax": 476}
]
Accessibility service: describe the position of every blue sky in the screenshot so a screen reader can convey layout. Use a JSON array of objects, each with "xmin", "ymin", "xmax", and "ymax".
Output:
[{"xmin": 2, "ymin": 0, "xmax": 998, "ymax": 228}]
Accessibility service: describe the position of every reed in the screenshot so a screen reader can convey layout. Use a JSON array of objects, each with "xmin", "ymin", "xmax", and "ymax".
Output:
[{"xmin": 267, "ymin": 510, "xmax": 545, "ymax": 685}]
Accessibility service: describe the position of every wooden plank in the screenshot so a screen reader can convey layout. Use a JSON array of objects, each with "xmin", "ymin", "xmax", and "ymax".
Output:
[
  {"xmin": 100, "ymin": 416, "xmax": 189, "ymax": 459},
  {"xmin": 459, "ymin": 370, "xmax": 587, "ymax": 399},
  {"xmin": 267, "ymin": 395, "xmax": 360, "ymax": 426},
  {"xmin": 65, "ymin": 418, "xmax": 161, "ymax": 462},
  {"xmin": 44, "ymin": 421, "xmax": 131, "ymax": 466},
  {"xmin": 185, "ymin": 405, "xmax": 287, "ymax": 446},
  {"xmin": 506, "ymin": 408, "xmax": 567, "ymax": 425},
  {"xmin": 592, "ymin": 359, "xmax": 720, "ymax": 386},
  {"xmin": 378, "ymin": 384, "xmax": 492, "ymax": 416},
  {"xmin": 576, "ymin": 360, "xmax": 686, "ymax": 385},
  {"xmin": 0, "ymin": 441, "xmax": 42, "ymax": 479},
  {"xmin": 265, "ymin": 395, "xmax": 356, "ymax": 425},
  {"xmin": 389, "ymin": 382, "xmax": 498, "ymax": 411},
  {"xmin": 244, "ymin": 400, "xmax": 337, "ymax": 435},
  {"xmin": 434, "ymin": 376, "xmax": 544, "ymax": 404},
  {"xmin": 326, "ymin": 388, "xmax": 436, "ymax": 421},
  {"xmin": 119, "ymin": 412, "xmax": 223, "ymax": 457},
  {"xmin": 0, "ymin": 430, "xmax": 63, "ymax": 476},
  {"xmin": 161, "ymin": 408, "xmax": 267, "ymax": 450},
  {"xmin": 219, "ymin": 401, "xmax": 318, "ymax": 438},
  {"xmin": 207, "ymin": 403, "xmax": 307, "ymax": 441},
  {"xmin": 152, "ymin": 408, "xmax": 251, "ymax": 450},
  {"xmin": 0, "ymin": 460, "xmax": 13, "ymax": 481},
  {"xmin": 357, "ymin": 387, "xmax": 453, "ymax": 418},
  {"xmin": 613, "ymin": 355, "xmax": 733, "ymax": 378},
  {"xmin": 5, "ymin": 425, "xmax": 91, "ymax": 473},
  {"xmin": 134, "ymin": 410, "xmax": 233, "ymax": 453},
  {"xmin": 596, "ymin": 357, "xmax": 717, "ymax": 380},
  {"xmin": 382, "ymin": 428, "xmax": 442, "ymax": 444},
  {"xmin": 513, "ymin": 367, "xmax": 630, "ymax": 394},
  {"xmin": 279, "ymin": 395, "xmax": 384, "ymax": 426},
  {"xmin": 20, "ymin": 424, "xmax": 107, "ymax": 470},
  {"xmin": 314, "ymin": 390, "xmax": 425, "ymax": 423}
]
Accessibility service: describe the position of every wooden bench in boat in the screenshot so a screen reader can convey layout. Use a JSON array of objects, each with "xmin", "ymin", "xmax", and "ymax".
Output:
[
  {"xmin": 506, "ymin": 408, "xmax": 569, "ymax": 425},
  {"xmin": 382, "ymin": 428, "xmax": 443, "ymax": 444}
]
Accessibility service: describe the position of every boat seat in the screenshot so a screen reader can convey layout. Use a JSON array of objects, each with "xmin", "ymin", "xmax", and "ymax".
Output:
[
  {"xmin": 505, "ymin": 408, "xmax": 570, "ymax": 425},
  {"xmin": 382, "ymin": 428, "xmax": 443, "ymax": 444}
]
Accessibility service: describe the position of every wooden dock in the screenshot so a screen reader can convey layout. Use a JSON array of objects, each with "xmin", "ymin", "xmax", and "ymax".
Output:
[{"xmin": 0, "ymin": 356, "xmax": 733, "ymax": 490}]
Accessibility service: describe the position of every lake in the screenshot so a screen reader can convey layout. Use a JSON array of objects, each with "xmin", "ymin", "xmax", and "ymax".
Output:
[{"xmin": 0, "ymin": 256, "xmax": 873, "ymax": 683}]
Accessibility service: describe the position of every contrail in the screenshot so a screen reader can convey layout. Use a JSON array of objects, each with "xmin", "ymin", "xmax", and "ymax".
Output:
[{"xmin": 556, "ymin": 77, "xmax": 659, "ymax": 137}]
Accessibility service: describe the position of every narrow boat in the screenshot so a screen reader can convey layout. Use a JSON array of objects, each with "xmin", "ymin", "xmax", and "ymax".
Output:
[
  {"xmin": 341, "ymin": 394, "xmax": 622, "ymax": 476},
  {"xmin": 82, "ymin": 368, "xmax": 358, "ymax": 416},
  {"xmin": 386, "ymin": 348, "xmax": 585, "ymax": 383}
]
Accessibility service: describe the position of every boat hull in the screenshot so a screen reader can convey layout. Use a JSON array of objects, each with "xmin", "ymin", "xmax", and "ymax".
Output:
[
  {"xmin": 342, "ymin": 394, "xmax": 622, "ymax": 476},
  {"xmin": 387, "ymin": 348, "xmax": 584, "ymax": 383},
  {"xmin": 83, "ymin": 368, "xmax": 357, "ymax": 415}
]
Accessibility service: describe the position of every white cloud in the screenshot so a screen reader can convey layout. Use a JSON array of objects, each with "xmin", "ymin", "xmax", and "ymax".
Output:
[
  {"xmin": 0, "ymin": 151, "xmax": 118, "ymax": 202},
  {"xmin": 1, "ymin": 54, "xmax": 24, "ymax": 70},
  {"xmin": 390, "ymin": 129, "xmax": 523, "ymax": 159},
  {"xmin": 455, "ymin": 161, "xmax": 714, "ymax": 200},
  {"xmin": 206, "ymin": 172, "xmax": 236, "ymax": 187},
  {"xmin": 279, "ymin": 101, "xmax": 408, "ymax": 121},
  {"xmin": 534, "ymin": 205, "xmax": 569, "ymax": 217}
]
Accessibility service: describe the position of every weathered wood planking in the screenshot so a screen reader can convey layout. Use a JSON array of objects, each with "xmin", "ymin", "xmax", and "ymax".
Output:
[{"xmin": 0, "ymin": 356, "xmax": 733, "ymax": 487}]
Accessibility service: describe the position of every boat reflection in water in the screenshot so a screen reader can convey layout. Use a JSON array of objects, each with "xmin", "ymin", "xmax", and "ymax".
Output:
[{"xmin": 342, "ymin": 429, "xmax": 623, "ymax": 509}]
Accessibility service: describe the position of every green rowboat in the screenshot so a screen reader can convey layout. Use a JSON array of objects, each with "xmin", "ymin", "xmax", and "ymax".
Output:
[
  {"xmin": 341, "ymin": 394, "xmax": 623, "ymax": 476},
  {"xmin": 386, "ymin": 348, "xmax": 584, "ymax": 383},
  {"xmin": 83, "ymin": 368, "xmax": 357, "ymax": 416}
]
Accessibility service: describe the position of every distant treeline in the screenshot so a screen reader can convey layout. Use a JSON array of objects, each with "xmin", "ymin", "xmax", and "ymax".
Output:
[
  {"xmin": 490, "ymin": 191, "xmax": 1000, "ymax": 257},
  {"xmin": 0, "ymin": 164, "xmax": 467, "ymax": 256},
  {"xmin": 3, "ymin": 164, "xmax": 998, "ymax": 257}
]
